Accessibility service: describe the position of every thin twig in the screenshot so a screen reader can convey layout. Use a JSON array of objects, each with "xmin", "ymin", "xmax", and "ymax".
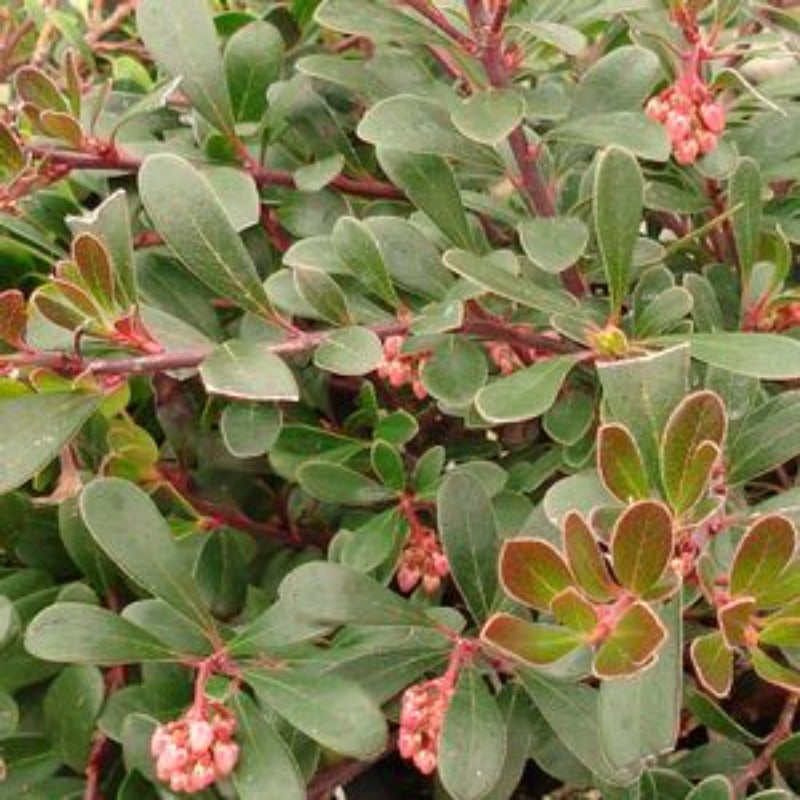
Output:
[{"xmin": 732, "ymin": 692, "xmax": 799, "ymax": 793}]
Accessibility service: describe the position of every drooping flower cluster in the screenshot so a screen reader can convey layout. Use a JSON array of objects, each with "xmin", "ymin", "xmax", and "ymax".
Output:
[
  {"xmin": 645, "ymin": 82, "xmax": 725, "ymax": 165},
  {"xmin": 376, "ymin": 335, "xmax": 428, "ymax": 399},
  {"xmin": 485, "ymin": 341, "xmax": 529, "ymax": 375},
  {"xmin": 397, "ymin": 525, "xmax": 450, "ymax": 595},
  {"xmin": 150, "ymin": 703, "xmax": 239, "ymax": 794},
  {"xmin": 398, "ymin": 677, "xmax": 453, "ymax": 775}
]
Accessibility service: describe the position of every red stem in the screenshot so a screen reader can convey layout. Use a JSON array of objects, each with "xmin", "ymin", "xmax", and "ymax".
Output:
[
  {"xmin": 25, "ymin": 145, "xmax": 405, "ymax": 201},
  {"xmin": 732, "ymin": 693, "xmax": 798, "ymax": 793}
]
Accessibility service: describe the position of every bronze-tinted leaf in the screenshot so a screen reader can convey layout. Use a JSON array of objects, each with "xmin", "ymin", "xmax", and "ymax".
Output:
[
  {"xmin": 562, "ymin": 511, "xmax": 616, "ymax": 602},
  {"xmin": 730, "ymin": 514, "xmax": 796, "ymax": 606},
  {"xmin": 597, "ymin": 423, "xmax": 649, "ymax": 503},
  {"xmin": 690, "ymin": 631, "xmax": 733, "ymax": 698},
  {"xmin": 593, "ymin": 601, "xmax": 667, "ymax": 679},
  {"xmin": 610, "ymin": 500, "xmax": 674, "ymax": 597},
  {"xmin": 481, "ymin": 613, "xmax": 584, "ymax": 666},
  {"xmin": 0, "ymin": 290, "xmax": 27, "ymax": 348},
  {"xmin": 660, "ymin": 391, "xmax": 726, "ymax": 515},
  {"xmin": 718, "ymin": 597, "xmax": 755, "ymax": 649},
  {"xmin": 498, "ymin": 538, "xmax": 574, "ymax": 611}
]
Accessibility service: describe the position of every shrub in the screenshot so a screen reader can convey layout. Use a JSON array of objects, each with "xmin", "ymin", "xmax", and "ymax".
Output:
[{"xmin": 0, "ymin": 0, "xmax": 799, "ymax": 797}]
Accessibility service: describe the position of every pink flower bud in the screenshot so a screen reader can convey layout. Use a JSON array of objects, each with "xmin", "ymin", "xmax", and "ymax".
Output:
[
  {"xmin": 151, "ymin": 726, "xmax": 170, "ymax": 758},
  {"xmin": 645, "ymin": 97, "xmax": 666, "ymax": 122},
  {"xmin": 422, "ymin": 573, "xmax": 441, "ymax": 594},
  {"xmin": 433, "ymin": 553, "xmax": 450, "ymax": 576},
  {"xmin": 387, "ymin": 361, "xmax": 409, "ymax": 388},
  {"xmin": 697, "ymin": 130, "xmax": 718, "ymax": 155},
  {"xmin": 674, "ymin": 137, "xmax": 700, "ymax": 165},
  {"xmin": 213, "ymin": 742, "xmax": 240, "ymax": 776},
  {"xmin": 212, "ymin": 712, "xmax": 237, "ymax": 741},
  {"xmin": 411, "ymin": 380, "xmax": 428, "ymax": 400},
  {"xmin": 383, "ymin": 336, "xmax": 404, "ymax": 359},
  {"xmin": 188, "ymin": 720, "xmax": 215, "ymax": 754},
  {"xmin": 699, "ymin": 101, "xmax": 725, "ymax": 133},
  {"xmin": 414, "ymin": 749, "xmax": 438, "ymax": 775},
  {"xmin": 169, "ymin": 772, "xmax": 189, "ymax": 793},
  {"xmin": 397, "ymin": 564, "xmax": 421, "ymax": 593},
  {"xmin": 666, "ymin": 111, "xmax": 691, "ymax": 144}
]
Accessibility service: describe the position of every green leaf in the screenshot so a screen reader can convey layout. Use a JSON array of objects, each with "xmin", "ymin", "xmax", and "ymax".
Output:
[
  {"xmin": 138, "ymin": 154, "xmax": 272, "ymax": 316},
  {"xmin": 438, "ymin": 472, "xmax": 500, "ymax": 623},
  {"xmin": 421, "ymin": 335, "xmax": 488, "ymax": 407},
  {"xmin": 757, "ymin": 617, "xmax": 800, "ymax": 647},
  {"xmin": 593, "ymin": 601, "xmax": 667, "ymax": 679},
  {"xmin": 685, "ymin": 333, "xmax": 800, "ymax": 379},
  {"xmin": 297, "ymin": 461, "xmax": 395, "ymax": 505},
  {"xmin": 594, "ymin": 146, "xmax": 644, "ymax": 317},
  {"xmin": 293, "ymin": 265, "xmax": 350, "ymax": 325},
  {"xmin": 690, "ymin": 631, "xmax": 733, "ymax": 698},
  {"xmin": 25, "ymin": 602, "xmax": 175, "ymax": 664},
  {"xmin": 200, "ymin": 340, "xmax": 299, "ymax": 401},
  {"xmin": 278, "ymin": 561, "xmax": 431, "ymax": 627},
  {"xmin": 597, "ymin": 424, "xmax": 650, "ymax": 504},
  {"xmin": 562, "ymin": 512, "xmax": 616, "ymax": 602},
  {"xmin": 519, "ymin": 669, "xmax": 624, "ymax": 785},
  {"xmin": 194, "ymin": 531, "xmax": 247, "ymax": 619},
  {"xmin": 80, "ymin": 478, "xmax": 215, "ymax": 632},
  {"xmin": 686, "ymin": 776, "xmax": 734, "ymax": 800},
  {"xmin": 370, "ymin": 440, "xmax": 405, "ymax": 491},
  {"xmin": 313, "ymin": 327, "xmax": 384, "ymax": 376},
  {"xmin": 499, "ymin": 538, "xmax": 573, "ymax": 611},
  {"xmin": 42, "ymin": 665, "xmax": 104, "ymax": 771},
  {"xmin": 750, "ymin": 647, "xmax": 800, "ymax": 692},
  {"xmin": 366, "ymin": 216, "xmax": 454, "ymax": 299},
  {"xmin": 439, "ymin": 667, "xmax": 507, "ymax": 800},
  {"xmin": 660, "ymin": 391, "xmax": 726, "ymax": 515},
  {"xmin": 729, "ymin": 157, "xmax": 762, "ymax": 285},
  {"xmin": 137, "ymin": 0, "xmax": 235, "ymax": 131},
  {"xmin": 476, "ymin": 355, "xmax": 581, "ymax": 424},
  {"xmin": 231, "ymin": 693, "xmax": 305, "ymax": 800},
  {"xmin": 227, "ymin": 600, "xmax": 330, "ymax": 656},
  {"xmin": 517, "ymin": 21, "xmax": 586, "ymax": 55},
  {"xmin": 0, "ymin": 392, "xmax": 99, "ymax": 496},
  {"xmin": 67, "ymin": 190, "xmax": 136, "ymax": 304},
  {"xmin": 481, "ymin": 614, "xmax": 584, "ymax": 666},
  {"xmin": 543, "ymin": 390, "xmax": 594, "ymax": 445},
  {"xmin": 450, "ymin": 90, "xmax": 525, "ymax": 145},
  {"xmin": 315, "ymin": 0, "xmax": 448, "ymax": 43},
  {"xmin": 518, "ymin": 217, "xmax": 589, "ymax": 274},
  {"xmin": 0, "ymin": 691, "xmax": 18, "ymax": 737},
  {"xmin": 730, "ymin": 515, "xmax": 796, "ymax": 604},
  {"xmin": 244, "ymin": 665, "xmax": 388, "ymax": 758},
  {"xmin": 442, "ymin": 249, "xmax": 576, "ymax": 314},
  {"xmin": 332, "ymin": 217, "xmax": 398, "ymax": 307},
  {"xmin": 484, "ymin": 687, "xmax": 534, "ymax": 800},
  {"xmin": 221, "ymin": 402, "xmax": 281, "ymax": 458},
  {"xmin": 728, "ymin": 391, "xmax": 800, "ymax": 484},
  {"xmin": 224, "ymin": 20, "xmax": 284, "ymax": 123},
  {"xmin": 551, "ymin": 112, "xmax": 670, "ymax": 161},
  {"xmin": 377, "ymin": 148, "xmax": 473, "ymax": 250},
  {"xmin": 685, "ymin": 690, "xmax": 764, "ymax": 745},
  {"xmin": 357, "ymin": 94, "xmax": 495, "ymax": 164},
  {"xmin": 570, "ymin": 46, "xmax": 662, "ymax": 118},
  {"xmin": 598, "ymin": 344, "xmax": 689, "ymax": 486},
  {"xmin": 610, "ymin": 501, "xmax": 673, "ymax": 596},
  {"xmin": 598, "ymin": 597, "xmax": 681, "ymax": 770}
]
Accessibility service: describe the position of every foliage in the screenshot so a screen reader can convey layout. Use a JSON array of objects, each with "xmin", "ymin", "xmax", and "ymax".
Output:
[{"xmin": 1, "ymin": 0, "xmax": 800, "ymax": 798}]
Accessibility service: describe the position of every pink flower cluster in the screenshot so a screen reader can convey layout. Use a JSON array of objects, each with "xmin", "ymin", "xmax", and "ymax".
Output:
[
  {"xmin": 150, "ymin": 704, "xmax": 239, "ymax": 793},
  {"xmin": 398, "ymin": 678, "xmax": 453, "ymax": 775},
  {"xmin": 376, "ymin": 335, "xmax": 428, "ymax": 399},
  {"xmin": 645, "ymin": 83, "xmax": 725, "ymax": 165},
  {"xmin": 397, "ymin": 526, "xmax": 449, "ymax": 595},
  {"xmin": 486, "ymin": 341, "xmax": 531, "ymax": 375}
]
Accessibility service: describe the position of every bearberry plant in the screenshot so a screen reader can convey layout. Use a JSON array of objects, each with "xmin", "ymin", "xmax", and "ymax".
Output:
[{"xmin": 2, "ymin": 0, "xmax": 800, "ymax": 798}]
